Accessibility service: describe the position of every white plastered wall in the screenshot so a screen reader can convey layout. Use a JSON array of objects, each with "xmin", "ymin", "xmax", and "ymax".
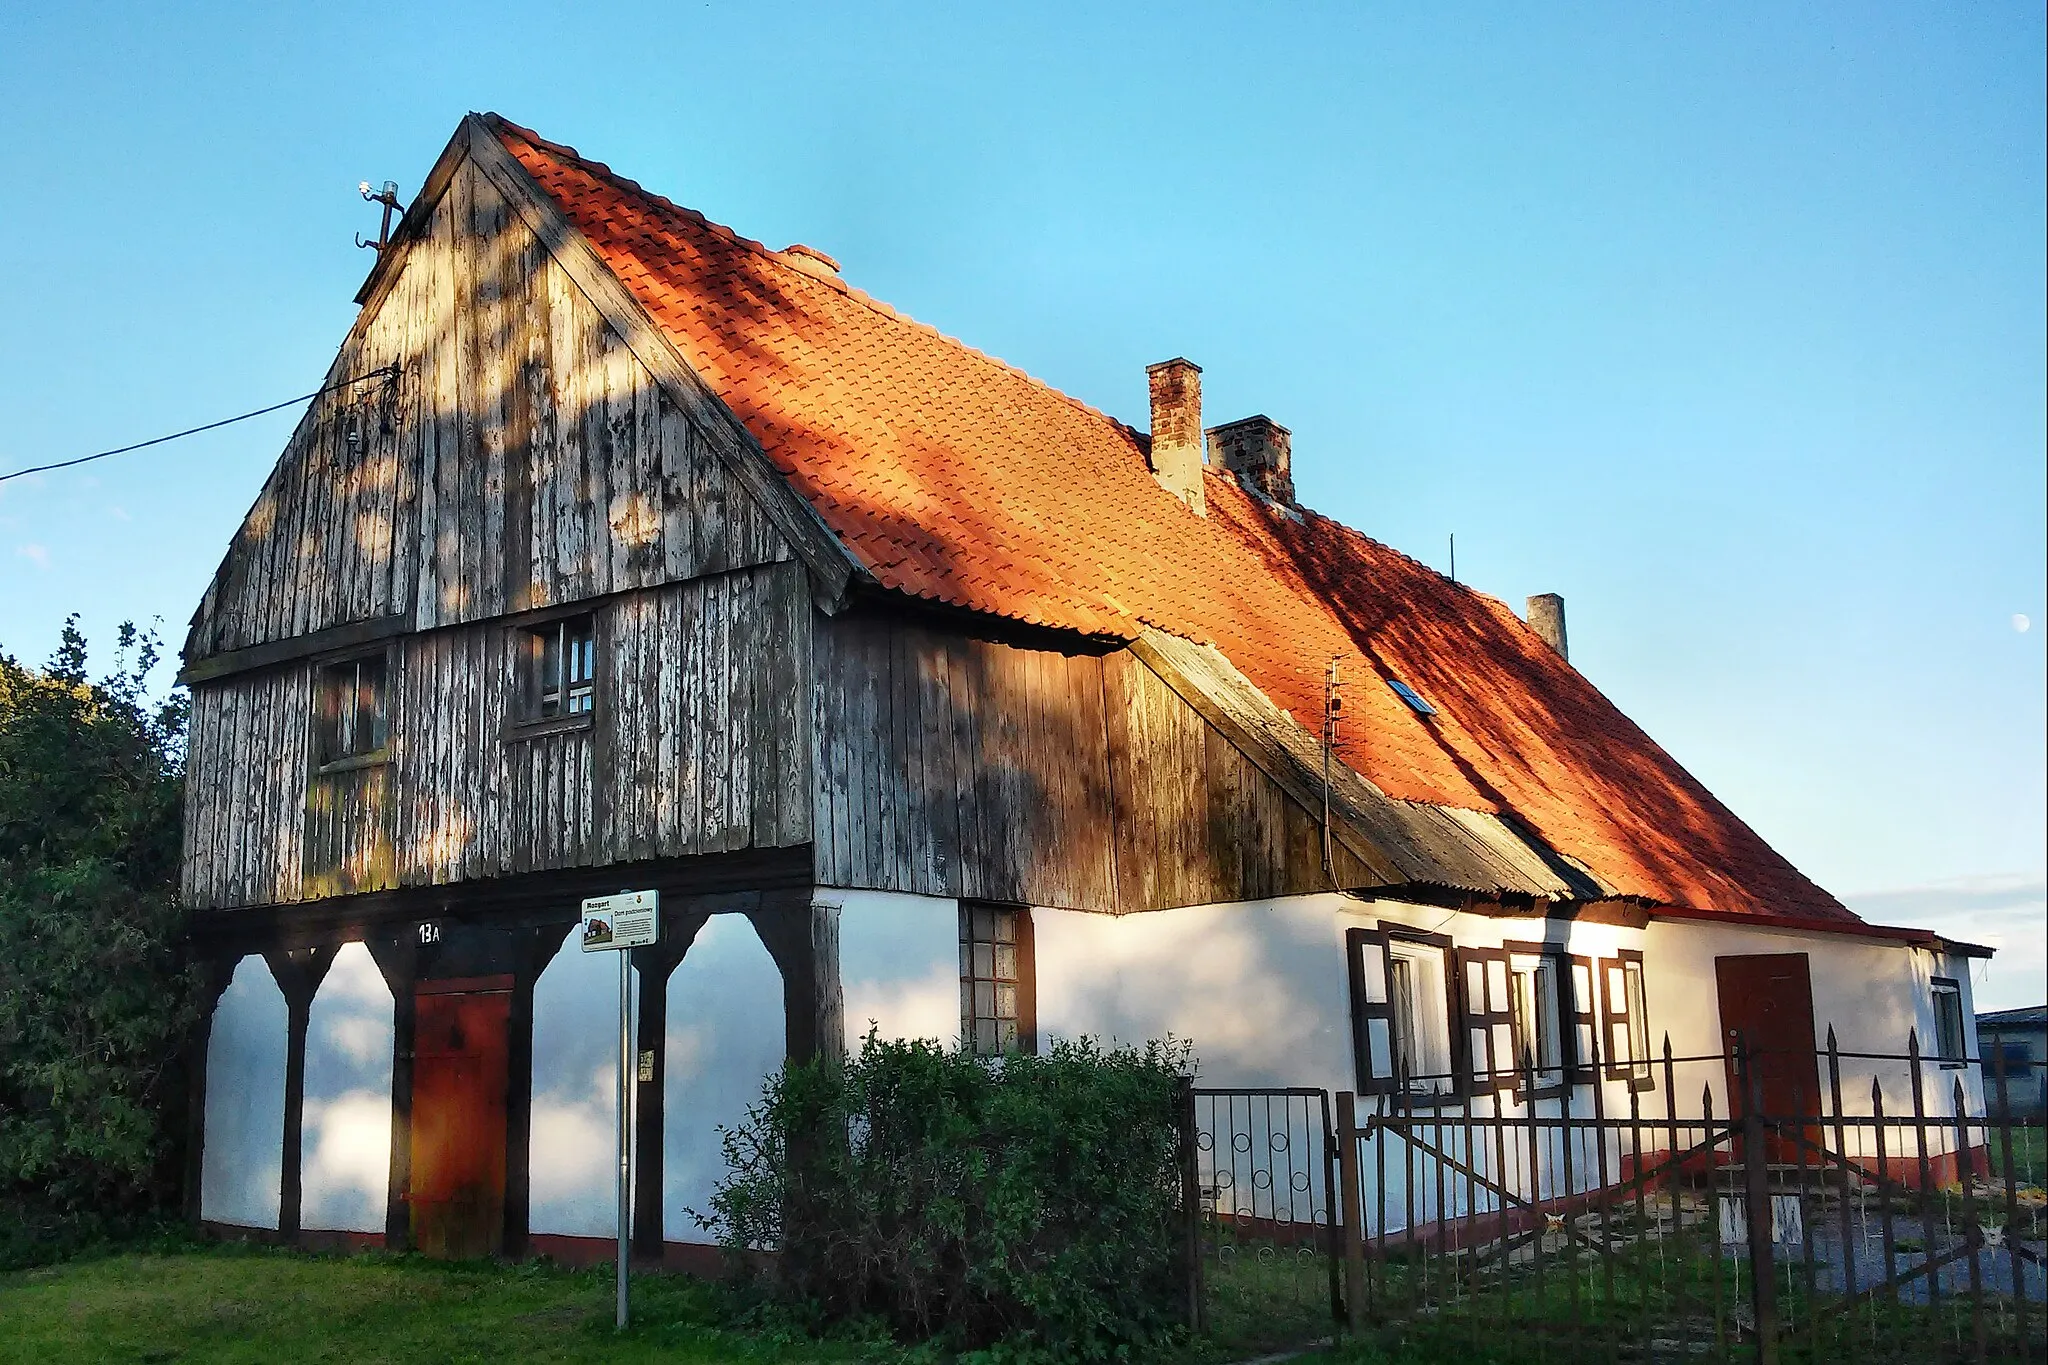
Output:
[
  {"xmin": 200, "ymin": 954, "xmax": 287, "ymax": 1229},
  {"xmin": 663, "ymin": 913, "xmax": 785, "ymax": 1241},
  {"xmin": 300, "ymin": 942, "xmax": 393, "ymax": 1233},
  {"xmin": 529, "ymin": 940, "xmax": 627, "ymax": 1237},
  {"xmin": 831, "ymin": 888, "xmax": 962, "ymax": 1050}
]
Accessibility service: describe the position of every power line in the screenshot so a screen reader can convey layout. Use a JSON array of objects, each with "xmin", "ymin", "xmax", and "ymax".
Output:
[{"xmin": 0, "ymin": 365, "xmax": 399, "ymax": 487}]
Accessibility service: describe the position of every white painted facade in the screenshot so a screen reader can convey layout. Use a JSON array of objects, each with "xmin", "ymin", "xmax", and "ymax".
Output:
[
  {"xmin": 528, "ymin": 939, "xmax": 627, "ymax": 1238},
  {"xmin": 299, "ymin": 943, "xmax": 393, "ymax": 1233},
  {"xmin": 832, "ymin": 888, "xmax": 964, "ymax": 1050},
  {"xmin": 200, "ymin": 955, "xmax": 287, "ymax": 1229},
  {"xmin": 662, "ymin": 914, "xmax": 785, "ymax": 1239}
]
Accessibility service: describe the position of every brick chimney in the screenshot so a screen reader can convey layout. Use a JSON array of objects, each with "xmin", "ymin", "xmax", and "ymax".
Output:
[
  {"xmin": 1527, "ymin": 594, "xmax": 1568, "ymax": 661},
  {"xmin": 1207, "ymin": 415, "xmax": 1294, "ymax": 503},
  {"xmin": 1146, "ymin": 358, "xmax": 1206, "ymax": 515}
]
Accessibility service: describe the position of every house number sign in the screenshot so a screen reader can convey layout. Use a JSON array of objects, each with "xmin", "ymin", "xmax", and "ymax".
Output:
[{"xmin": 577, "ymin": 889, "xmax": 659, "ymax": 1332}]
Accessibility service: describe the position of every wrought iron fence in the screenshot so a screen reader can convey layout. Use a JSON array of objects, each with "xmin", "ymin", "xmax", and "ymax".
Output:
[{"xmin": 1180, "ymin": 1038, "xmax": 2047, "ymax": 1363}]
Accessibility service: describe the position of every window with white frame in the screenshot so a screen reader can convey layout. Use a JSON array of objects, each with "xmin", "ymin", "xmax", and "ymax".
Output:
[
  {"xmin": 1931, "ymin": 977, "xmax": 1966, "ymax": 1063},
  {"xmin": 1509, "ymin": 952, "xmax": 1566, "ymax": 1093}
]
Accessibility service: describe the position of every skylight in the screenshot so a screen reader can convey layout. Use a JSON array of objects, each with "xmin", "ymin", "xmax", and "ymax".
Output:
[{"xmin": 1388, "ymin": 679, "xmax": 1437, "ymax": 717}]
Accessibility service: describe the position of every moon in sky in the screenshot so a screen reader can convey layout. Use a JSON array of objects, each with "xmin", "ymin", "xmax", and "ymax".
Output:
[{"xmin": 2016, "ymin": 614, "xmax": 2032, "ymax": 633}]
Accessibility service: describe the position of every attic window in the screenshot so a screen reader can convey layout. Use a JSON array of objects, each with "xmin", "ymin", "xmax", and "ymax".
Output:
[{"xmin": 1388, "ymin": 679, "xmax": 1436, "ymax": 716}]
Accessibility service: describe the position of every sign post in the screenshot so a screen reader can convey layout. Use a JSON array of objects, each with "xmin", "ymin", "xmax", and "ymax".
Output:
[{"xmin": 581, "ymin": 889, "xmax": 659, "ymax": 1331}]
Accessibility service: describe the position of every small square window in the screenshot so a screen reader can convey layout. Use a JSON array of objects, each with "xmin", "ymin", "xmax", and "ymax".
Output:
[
  {"xmin": 313, "ymin": 653, "xmax": 388, "ymax": 767},
  {"xmin": 521, "ymin": 616, "xmax": 597, "ymax": 721}
]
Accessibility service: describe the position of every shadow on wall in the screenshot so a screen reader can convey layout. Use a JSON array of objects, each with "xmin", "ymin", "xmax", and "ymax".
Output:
[
  {"xmin": 201, "ymin": 956, "xmax": 287, "ymax": 1229},
  {"xmin": 301, "ymin": 942, "xmax": 394, "ymax": 1234},
  {"xmin": 663, "ymin": 915, "xmax": 785, "ymax": 1238}
]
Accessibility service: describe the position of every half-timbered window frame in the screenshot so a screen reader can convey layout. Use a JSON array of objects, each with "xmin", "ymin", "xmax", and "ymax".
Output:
[
  {"xmin": 1454, "ymin": 945, "xmax": 1520, "ymax": 1097},
  {"xmin": 1349, "ymin": 923, "xmax": 1458, "ymax": 1102},
  {"xmin": 504, "ymin": 604, "xmax": 601, "ymax": 739},
  {"xmin": 309, "ymin": 645, "xmax": 393, "ymax": 774},
  {"xmin": 1503, "ymin": 940, "xmax": 1583, "ymax": 1100},
  {"xmin": 1598, "ymin": 947, "xmax": 1656, "ymax": 1091},
  {"xmin": 960, "ymin": 902, "xmax": 1035, "ymax": 1057}
]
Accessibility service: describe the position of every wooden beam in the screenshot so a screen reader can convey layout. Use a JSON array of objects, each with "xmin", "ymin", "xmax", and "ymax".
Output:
[
  {"xmin": 179, "ymin": 613, "xmax": 412, "ymax": 685},
  {"xmin": 457, "ymin": 114, "xmax": 863, "ymax": 610},
  {"xmin": 627, "ymin": 912, "xmax": 710, "ymax": 1262},
  {"xmin": 264, "ymin": 945, "xmax": 338, "ymax": 1243}
]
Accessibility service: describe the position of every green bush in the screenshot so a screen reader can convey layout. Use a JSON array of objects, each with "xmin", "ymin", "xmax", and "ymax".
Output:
[
  {"xmin": 0, "ymin": 619, "xmax": 195, "ymax": 1265},
  {"xmin": 702, "ymin": 1032, "xmax": 1195, "ymax": 1362}
]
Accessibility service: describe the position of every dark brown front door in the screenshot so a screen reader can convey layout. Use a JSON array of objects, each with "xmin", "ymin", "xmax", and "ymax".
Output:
[
  {"xmin": 410, "ymin": 977, "xmax": 512, "ymax": 1259},
  {"xmin": 1714, "ymin": 953, "xmax": 1822, "ymax": 1158}
]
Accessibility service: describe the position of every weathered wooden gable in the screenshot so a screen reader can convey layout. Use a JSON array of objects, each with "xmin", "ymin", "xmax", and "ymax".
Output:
[{"xmin": 184, "ymin": 138, "xmax": 795, "ymax": 668}]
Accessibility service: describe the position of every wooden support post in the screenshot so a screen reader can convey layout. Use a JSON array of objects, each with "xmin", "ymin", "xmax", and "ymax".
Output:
[
  {"xmin": 1336, "ymin": 1090, "xmax": 1367, "ymax": 1335},
  {"xmin": 368, "ymin": 931, "xmax": 421, "ymax": 1251},
  {"xmin": 265, "ymin": 946, "xmax": 337, "ymax": 1244},
  {"xmin": 504, "ymin": 922, "xmax": 573, "ymax": 1260},
  {"xmin": 181, "ymin": 959, "xmax": 237, "ymax": 1226},
  {"xmin": 630, "ymin": 928, "xmax": 694, "ymax": 1264}
]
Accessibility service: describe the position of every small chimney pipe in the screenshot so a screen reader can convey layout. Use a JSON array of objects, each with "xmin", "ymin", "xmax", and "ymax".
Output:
[
  {"xmin": 1146, "ymin": 358, "xmax": 1207, "ymax": 515},
  {"xmin": 1527, "ymin": 594, "xmax": 1568, "ymax": 661}
]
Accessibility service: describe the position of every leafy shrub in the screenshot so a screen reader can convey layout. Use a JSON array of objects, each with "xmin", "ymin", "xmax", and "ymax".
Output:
[
  {"xmin": 703, "ymin": 1032, "xmax": 1194, "ymax": 1361},
  {"xmin": 0, "ymin": 619, "xmax": 195, "ymax": 1263}
]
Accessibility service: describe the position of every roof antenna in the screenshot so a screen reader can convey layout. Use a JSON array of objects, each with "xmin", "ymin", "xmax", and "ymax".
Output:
[
  {"xmin": 356, "ymin": 180, "xmax": 405, "ymax": 252},
  {"xmin": 1449, "ymin": 533, "xmax": 1457, "ymax": 583}
]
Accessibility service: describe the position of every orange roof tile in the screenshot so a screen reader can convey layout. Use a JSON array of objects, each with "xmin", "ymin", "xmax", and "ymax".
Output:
[{"xmin": 491, "ymin": 115, "xmax": 1852, "ymax": 925}]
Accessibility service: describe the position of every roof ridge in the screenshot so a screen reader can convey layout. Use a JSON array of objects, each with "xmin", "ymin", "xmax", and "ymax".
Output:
[{"xmin": 483, "ymin": 112, "xmax": 1158, "ymax": 455}]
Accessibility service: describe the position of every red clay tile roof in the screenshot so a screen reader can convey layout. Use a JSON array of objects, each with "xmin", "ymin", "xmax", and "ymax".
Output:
[{"xmin": 491, "ymin": 115, "xmax": 1852, "ymax": 925}]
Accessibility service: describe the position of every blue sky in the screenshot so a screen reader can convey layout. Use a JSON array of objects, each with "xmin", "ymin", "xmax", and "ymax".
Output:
[{"xmin": 2, "ymin": 4, "xmax": 2041, "ymax": 1006}]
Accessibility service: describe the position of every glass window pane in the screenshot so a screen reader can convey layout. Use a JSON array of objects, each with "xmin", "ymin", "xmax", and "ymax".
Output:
[
  {"xmin": 974, "ymin": 982, "xmax": 994, "ymax": 1018},
  {"xmin": 992, "ymin": 944, "xmax": 1016, "ymax": 980},
  {"xmin": 973, "ymin": 944, "xmax": 994, "ymax": 979},
  {"xmin": 975, "ymin": 1019, "xmax": 997, "ymax": 1055},
  {"xmin": 993, "ymin": 910, "xmax": 1015, "ymax": 944},
  {"xmin": 997, "ymin": 1019, "xmax": 1018, "ymax": 1052},
  {"xmin": 994, "ymin": 984, "xmax": 1016, "ymax": 1019}
]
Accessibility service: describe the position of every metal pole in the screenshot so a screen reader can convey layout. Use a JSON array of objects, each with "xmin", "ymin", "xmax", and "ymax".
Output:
[{"xmin": 617, "ymin": 947, "xmax": 631, "ymax": 1330}]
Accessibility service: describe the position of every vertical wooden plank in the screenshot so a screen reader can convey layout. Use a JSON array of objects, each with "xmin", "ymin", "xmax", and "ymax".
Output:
[
  {"xmin": 1101, "ymin": 649, "xmax": 1147, "ymax": 913},
  {"xmin": 658, "ymin": 398, "xmax": 697, "ymax": 582},
  {"xmin": 776, "ymin": 564, "xmax": 812, "ymax": 847},
  {"xmin": 693, "ymin": 429, "xmax": 731, "ymax": 576},
  {"xmin": 724, "ymin": 572, "xmax": 755, "ymax": 850},
  {"xmin": 416, "ymin": 182, "xmax": 458, "ymax": 629},
  {"xmin": 811, "ymin": 613, "xmax": 848, "ymax": 885}
]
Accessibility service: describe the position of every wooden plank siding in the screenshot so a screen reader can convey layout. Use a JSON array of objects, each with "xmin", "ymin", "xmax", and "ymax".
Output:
[
  {"xmin": 810, "ymin": 610, "xmax": 1383, "ymax": 913},
  {"xmin": 185, "ymin": 150, "xmax": 787, "ymax": 666},
  {"xmin": 183, "ymin": 564, "xmax": 813, "ymax": 910}
]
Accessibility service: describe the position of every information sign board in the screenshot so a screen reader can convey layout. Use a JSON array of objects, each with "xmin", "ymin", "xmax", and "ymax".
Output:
[{"xmin": 580, "ymin": 890, "xmax": 659, "ymax": 952}]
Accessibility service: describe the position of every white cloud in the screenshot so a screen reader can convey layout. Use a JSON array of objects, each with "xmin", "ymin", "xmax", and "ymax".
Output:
[
  {"xmin": 15, "ymin": 543, "xmax": 48, "ymax": 569},
  {"xmin": 1843, "ymin": 873, "xmax": 2047, "ymax": 1013}
]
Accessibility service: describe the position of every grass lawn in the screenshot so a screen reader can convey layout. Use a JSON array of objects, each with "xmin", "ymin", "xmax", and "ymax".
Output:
[{"xmin": 0, "ymin": 1246, "xmax": 885, "ymax": 1365}]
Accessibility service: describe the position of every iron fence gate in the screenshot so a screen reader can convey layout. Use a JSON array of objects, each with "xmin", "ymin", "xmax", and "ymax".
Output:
[{"xmin": 1181, "ymin": 1040, "xmax": 2046, "ymax": 1362}]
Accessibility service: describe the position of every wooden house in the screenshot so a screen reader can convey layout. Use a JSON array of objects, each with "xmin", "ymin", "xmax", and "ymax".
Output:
[{"xmin": 182, "ymin": 114, "xmax": 1991, "ymax": 1260}]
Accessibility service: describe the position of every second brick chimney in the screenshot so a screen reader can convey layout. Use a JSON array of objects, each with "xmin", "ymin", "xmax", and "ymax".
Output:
[
  {"xmin": 1146, "ymin": 358, "xmax": 1207, "ymax": 515},
  {"xmin": 1207, "ymin": 415, "xmax": 1294, "ymax": 504}
]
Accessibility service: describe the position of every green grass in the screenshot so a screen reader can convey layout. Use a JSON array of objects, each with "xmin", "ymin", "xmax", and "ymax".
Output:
[{"xmin": 0, "ymin": 1245, "xmax": 886, "ymax": 1365}]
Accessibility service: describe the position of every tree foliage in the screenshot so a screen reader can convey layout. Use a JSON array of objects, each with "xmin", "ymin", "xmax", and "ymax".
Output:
[
  {"xmin": 704, "ymin": 1032, "xmax": 1194, "ymax": 1362},
  {"xmin": 0, "ymin": 618, "xmax": 195, "ymax": 1251}
]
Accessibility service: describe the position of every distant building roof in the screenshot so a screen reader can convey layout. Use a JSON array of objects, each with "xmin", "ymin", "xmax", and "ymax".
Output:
[{"xmin": 1978, "ymin": 1005, "xmax": 2048, "ymax": 1026}]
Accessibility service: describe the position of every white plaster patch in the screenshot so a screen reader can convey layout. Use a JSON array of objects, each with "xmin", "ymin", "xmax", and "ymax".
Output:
[{"xmin": 201, "ymin": 955, "xmax": 287, "ymax": 1230}]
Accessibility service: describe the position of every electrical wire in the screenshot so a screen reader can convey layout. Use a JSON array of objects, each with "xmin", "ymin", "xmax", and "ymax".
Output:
[{"xmin": 0, "ymin": 365, "xmax": 399, "ymax": 486}]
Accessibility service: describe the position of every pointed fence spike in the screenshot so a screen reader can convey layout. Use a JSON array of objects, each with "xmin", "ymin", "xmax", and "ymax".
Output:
[
  {"xmin": 1662, "ymin": 1032, "xmax": 1674, "ymax": 1061},
  {"xmin": 1825, "ymin": 1023, "xmax": 1838, "ymax": 1049},
  {"xmin": 1907, "ymin": 1027, "xmax": 1921, "ymax": 1061}
]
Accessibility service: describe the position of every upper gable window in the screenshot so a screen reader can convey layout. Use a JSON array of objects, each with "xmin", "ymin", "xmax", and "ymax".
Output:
[
  {"xmin": 521, "ymin": 616, "xmax": 597, "ymax": 722},
  {"xmin": 313, "ymin": 654, "xmax": 389, "ymax": 768}
]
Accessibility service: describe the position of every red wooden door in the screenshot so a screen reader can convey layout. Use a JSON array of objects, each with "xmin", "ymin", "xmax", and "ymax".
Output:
[
  {"xmin": 410, "ymin": 979, "xmax": 511, "ymax": 1259},
  {"xmin": 1714, "ymin": 953, "xmax": 1822, "ymax": 1159}
]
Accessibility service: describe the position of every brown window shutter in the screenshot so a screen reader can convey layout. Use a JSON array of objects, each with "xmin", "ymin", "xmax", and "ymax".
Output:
[
  {"xmin": 1455, "ymin": 946, "xmax": 1518, "ymax": 1095},
  {"xmin": 1346, "ymin": 927, "xmax": 1399, "ymax": 1096}
]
